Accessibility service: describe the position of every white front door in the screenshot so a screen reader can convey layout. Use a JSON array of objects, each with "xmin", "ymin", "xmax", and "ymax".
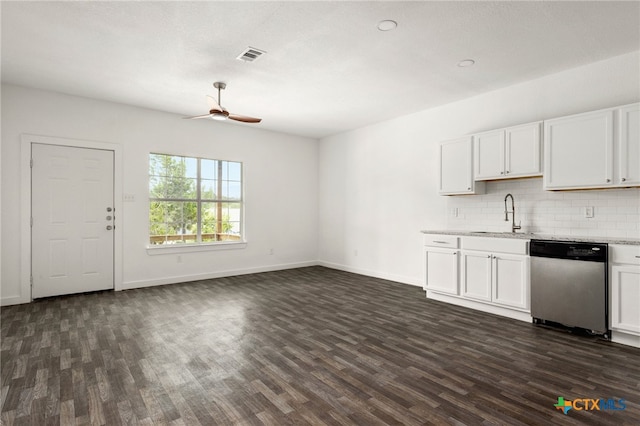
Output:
[{"xmin": 32, "ymin": 143, "xmax": 114, "ymax": 298}]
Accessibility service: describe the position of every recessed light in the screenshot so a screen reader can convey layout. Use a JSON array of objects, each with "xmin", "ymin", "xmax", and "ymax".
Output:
[
  {"xmin": 377, "ymin": 20, "xmax": 397, "ymax": 31},
  {"xmin": 457, "ymin": 59, "xmax": 476, "ymax": 67}
]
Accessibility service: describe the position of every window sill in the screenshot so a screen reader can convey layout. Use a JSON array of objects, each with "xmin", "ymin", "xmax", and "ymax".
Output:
[{"xmin": 146, "ymin": 241, "xmax": 247, "ymax": 255}]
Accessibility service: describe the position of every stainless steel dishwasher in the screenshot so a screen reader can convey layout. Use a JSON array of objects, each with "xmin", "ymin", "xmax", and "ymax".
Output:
[{"xmin": 530, "ymin": 239, "xmax": 609, "ymax": 338}]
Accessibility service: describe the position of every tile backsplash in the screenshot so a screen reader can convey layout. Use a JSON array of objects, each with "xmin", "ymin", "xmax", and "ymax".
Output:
[{"xmin": 446, "ymin": 178, "xmax": 640, "ymax": 239}]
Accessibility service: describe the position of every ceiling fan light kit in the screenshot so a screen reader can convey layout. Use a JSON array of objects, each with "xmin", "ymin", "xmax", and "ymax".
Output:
[
  {"xmin": 183, "ymin": 82, "xmax": 262, "ymax": 123},
  {"xmin": 210, "ymin": 111, "xmax": 229, "ymax": 121}
]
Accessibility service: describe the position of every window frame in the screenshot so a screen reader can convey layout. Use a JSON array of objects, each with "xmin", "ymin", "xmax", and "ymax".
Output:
[{"xmin": 146, "ymin": 152, "xmax": 246, "ymax": 253}]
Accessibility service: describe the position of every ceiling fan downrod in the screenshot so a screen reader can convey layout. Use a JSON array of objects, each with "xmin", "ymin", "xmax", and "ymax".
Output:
[{"xmin": 213, "ymin": 82, "xmax": 226, "ymax": 105}]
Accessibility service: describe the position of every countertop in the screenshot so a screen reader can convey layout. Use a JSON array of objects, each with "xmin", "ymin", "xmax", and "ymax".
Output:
[{"xmin": 421, "ymin": 230, "xmax": 640, "ymax": 246}]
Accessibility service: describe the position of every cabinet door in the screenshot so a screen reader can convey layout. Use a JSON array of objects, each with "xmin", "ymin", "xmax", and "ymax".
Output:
[
  {"xmin": 611, "ymin": 264, "xmax": 640, "ymax": 335},
  {"xmin": 474, "ymin": 130, "xmax": 504, "ymax": 180},
  {"xmin": 618, "ymin": 103, "xmax": 640, "ymax": 186},
  {"xmin": 492, "ymin": 254, "xmax": 529, "ymax": 310},
  {"xmin": 439, "ymin": 137, "xmax": 482, "ymax": 195},
  {"xmin": 505, "ymin": 122, "xmax": 542, "ymax": 178},
  {"xmin": 461, "ymin": 251, "xmax": 492, "ymax": 302},
  {"xmin": 425, "ymin": 248, "xmax": 459, "ymax": 295},
  {"xmin": 544, "ymin": 109, "xmax": 614, "ymax": 189}
]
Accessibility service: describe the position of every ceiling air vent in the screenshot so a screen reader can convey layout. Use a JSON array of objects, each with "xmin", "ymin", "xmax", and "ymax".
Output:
[{"xmin": 236, "ymin": 47, "xmax": 266, "ymax": 62}]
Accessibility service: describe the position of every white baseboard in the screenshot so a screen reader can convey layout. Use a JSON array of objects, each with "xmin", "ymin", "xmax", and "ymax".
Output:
[
  {"xmin": 426, "ymin": 290, "xmax": 532, "ymax": 323},
  {"xmin": 317, "ymin": 261, "xmax": 421, "ymax": 287},
  {"xmin": 611, "ymin": 331, "xmax": 640, "ymax": 348},
  {"xmin": 2, "ymin": 261, "xmax": 418, "ymax": 304},
  {"xmin": 1, "ymin": 295, "xmax": 29, "ymax": 307},
  {"xmin": 120, "ymin": 261, "xmax": 319, "ymax": 290}
]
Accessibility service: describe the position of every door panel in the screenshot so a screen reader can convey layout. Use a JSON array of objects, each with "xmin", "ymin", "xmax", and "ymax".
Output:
[
  {"xmin": 32, "ymin": 144, "xmax": 114, "ymax": 298},
  {"xmin": 492, "ymin": 254, "xmax": 528, "ymax": 309},
  {"xmin": 462, "ymin": 251, "xmax": 492, "ymax": 302},
  {"xmin": 474, "ymin": 130, "xmax": 504, "ymax": 179},
  {"xmin": 618, "ymin": 103, "xmax": 640, "ymax": 185},
  {"xmin": 425, "ymin": 248, "xmax": 459, "ymax": 295},
  {"xmin": 505, "ymin": 122, "xmax": 541, "ymax": 177},
  {"xmin": 544, "ymin": 110, "xmax": 613, "ymax": 189}
]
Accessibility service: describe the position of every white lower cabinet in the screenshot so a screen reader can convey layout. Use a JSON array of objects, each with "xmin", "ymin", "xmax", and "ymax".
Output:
[
  {"xmin": 423, "ymin": 234, "xmax": 459, "ymax": 295},
  {"xmin": 492, "ymin": 253, "xmax": 529, "ymax": 310},
  {"xmin": 462, "ymin": 250, "xmax": 529, "ymax": 310},
  {"xmin": 611, "ymin": 265, "xmax": 640, "ymax": 334},
  {"xmin": 609, "ymin": 244, "xmax": 640, "ymax": 348},
  {"xmin": 424, "ymin": 248, "xmax": 459, "ymax": 295},
  {"xmin": 423, "ymin": 234, "xmax": 640, "ymax": 348},
  {"xmin": 461, "ymin": 251, "xmax": 492, "ymax": 301},
  {"xmin": 423, "ymin": 234, "xmax": 530, "ymax": 322}
]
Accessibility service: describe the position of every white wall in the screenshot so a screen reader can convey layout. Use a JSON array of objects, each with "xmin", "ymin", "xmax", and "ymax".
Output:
[
  {"xmin": 3, "ymin": 51, "xmax": 639, "ymax": 304},
  {"xmin": 1, "ymin": 84, "xmax": 319, "ymax": 305},
  {"xmin": 318, "ymin": 51, "xmax": 640, "ymax": 286}
]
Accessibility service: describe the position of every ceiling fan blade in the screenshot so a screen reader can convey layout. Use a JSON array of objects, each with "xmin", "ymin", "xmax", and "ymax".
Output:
[
  {"xmin": 183, "ymin": 113, "xmax": 213, "ymax": 120},
  {"xmin": 206, "ymin": 95, "xmax": 222, "ymax": 112},
  {"xmin": 228, "ymin": 113, "xmax": 262, "ymax": 123}
]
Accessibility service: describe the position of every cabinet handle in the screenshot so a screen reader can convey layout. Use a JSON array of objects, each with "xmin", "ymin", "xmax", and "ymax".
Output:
[
  {"xmin": 636, "ymin": 256, "xmax": 640, "ymax": 258},
  {"xmin": 506, "ymin": 171, "xmax": 510, "ymax": 174},
  {"xmin": 500, "ymin": 171, "xmax": 504, "ymax": 175},
  {"xmin": 621, "ymin": 177, "xmax": 626, "ymax": 182},
  {"xmin": 453, "ymin": 252, "xmax": 458, "ymax": 255},
  {"xmin": 606, "ymin": 179, "xmax": 611, "ymax": 183},
  {"xmin": 432, "ymin": 240, "xmax": 449, "ymax": 244},
  {"xmin": 467, "ymin": 187, "xmax": 471, "ymax": 191},
  {"xmin": 487, "ymin": 255, "xmax": 491, "ymax": 258}
]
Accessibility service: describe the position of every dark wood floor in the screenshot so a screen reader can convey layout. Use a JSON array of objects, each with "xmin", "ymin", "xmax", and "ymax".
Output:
[{"xmin": 1, "ymin": 266, "xmax": 639, "ymax": 425}]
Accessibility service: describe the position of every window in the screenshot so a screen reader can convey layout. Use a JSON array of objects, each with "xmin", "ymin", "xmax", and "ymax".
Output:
[{"xmin": 149, "ymin": 153, "xmax": 243, "ymax": 245}]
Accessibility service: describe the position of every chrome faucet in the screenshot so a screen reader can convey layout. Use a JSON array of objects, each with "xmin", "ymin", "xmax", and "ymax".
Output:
[{"xmin": 504, "ymin": 193, "xmax": 522, "ymax": 233}]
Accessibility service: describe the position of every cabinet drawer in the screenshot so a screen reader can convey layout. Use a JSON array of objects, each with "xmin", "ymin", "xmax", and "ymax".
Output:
[
  {"xmin": 423, "ymin": 234, "xmax": 459, "ymax": 248},
  {"xmin": 610, "ymin": 244, "xmax": 640, "ymax": 265},
  {"xmin": 462, "ymin": 236, "xmax": 528, "ymax": 255}
]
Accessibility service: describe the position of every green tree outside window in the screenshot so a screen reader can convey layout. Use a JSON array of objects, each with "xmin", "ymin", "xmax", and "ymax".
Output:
[{"xmin": 149, "ymin": 154, "xmax": 242, "ymax": 244}]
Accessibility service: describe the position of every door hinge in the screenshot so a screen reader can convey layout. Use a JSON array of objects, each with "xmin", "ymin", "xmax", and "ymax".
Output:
[{"xmin": 30, "ymin": 158, "xmax": 33, "ymax": 168}]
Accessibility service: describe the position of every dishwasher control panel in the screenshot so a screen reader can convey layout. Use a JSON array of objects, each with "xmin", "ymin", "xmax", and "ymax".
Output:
[{"xmin": 530, "ymin": 240, "xmax": 607, "ymax": 262}]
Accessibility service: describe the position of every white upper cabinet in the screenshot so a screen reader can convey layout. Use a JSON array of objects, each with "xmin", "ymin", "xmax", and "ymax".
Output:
[
  {"xmin": 474, "ymin": 122, "xmax": 541, "ymax": 181},
  {"xmin": 439, "ymin": 136, "xmax": 485, "ymax": 195},
  {"xmin": 442, "ymin": 102, "xmax": 638, "ymax": 194},
  {"xmin": 544, "ymin": 103, "xmax": 640, "ymax": 190},
  {"xmin": 544, "ymin": 108, "xmax": 614, "ymax": 189},
  {"xmin": 505, "ymin": 122, "xmax": 542, "ymax": 178},
  {"xmin": 474, "ymin": 130, "xmax": 504, "ymax": 179},
  {"xmin": 618, "ymin": 103, "xmax": 640, "ymax": 186}
]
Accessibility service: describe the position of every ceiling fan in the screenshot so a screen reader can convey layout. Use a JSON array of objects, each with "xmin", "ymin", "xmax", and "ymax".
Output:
[{"xmin": 184, "ymin": 82, "xmax": 262, "ymax": 123}]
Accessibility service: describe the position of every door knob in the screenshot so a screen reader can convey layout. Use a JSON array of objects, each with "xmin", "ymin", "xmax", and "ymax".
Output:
[
  {"xmin": 106, "ymin": 215, "xmax": 112, "ymax": 221},
  {"xmin": 107, "ymin": 207, "xmax": 113, "ymax": 212},
  {"xmin": 106, "ymin": 225, "xmax": 113, "ymax": 230}
]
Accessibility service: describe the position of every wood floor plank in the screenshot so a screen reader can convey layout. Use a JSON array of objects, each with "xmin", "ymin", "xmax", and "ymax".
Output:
[{"xmin": 2, "ymin": 266, "xmax": 640, "ymax": 425}]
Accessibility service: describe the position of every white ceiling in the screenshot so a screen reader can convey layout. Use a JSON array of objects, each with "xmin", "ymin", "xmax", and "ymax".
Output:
[{"xmin": 2, "ymin": 1, "xmax": 639, "ymax": 139}]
